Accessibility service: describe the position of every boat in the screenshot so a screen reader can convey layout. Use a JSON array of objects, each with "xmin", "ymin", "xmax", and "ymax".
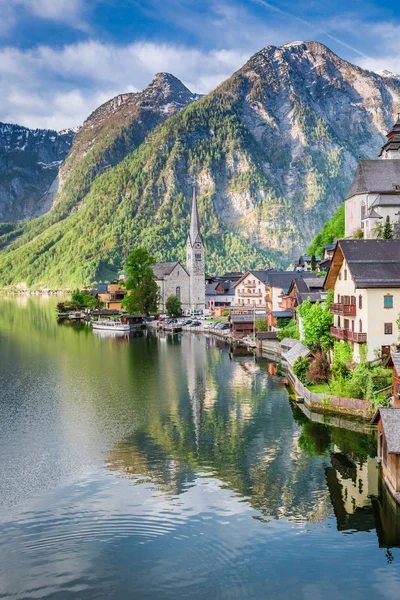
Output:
[{"xmin": 92, "ymin": 318, "xmax": 130, "ymax": 332}]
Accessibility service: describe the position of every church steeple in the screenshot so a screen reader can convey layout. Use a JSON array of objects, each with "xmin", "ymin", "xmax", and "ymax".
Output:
[
  {"xmin": 186, "ymin": 182, "xmax": 205, "ymax": 313},
  {"xmin": 380, "ymin": 107, "xmax": 400, "ymax": 159},
  {"xmin": 189, "ymin": 184, "xmax": 202, "ymax": 245}
]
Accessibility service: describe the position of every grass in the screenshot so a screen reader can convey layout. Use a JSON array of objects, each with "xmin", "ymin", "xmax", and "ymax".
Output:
[{"xmin": 307, "ymin": 383, "xmax": 331, "ymax": 394}]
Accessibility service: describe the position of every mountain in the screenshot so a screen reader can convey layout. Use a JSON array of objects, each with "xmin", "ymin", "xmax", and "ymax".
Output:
[
  {"xmin": 1, "ymin": 41, "xmax": 400, "ymax": 288},
  {"xmin": 0, "ymin": 124, "xmax": 74, "ymax": 222}
]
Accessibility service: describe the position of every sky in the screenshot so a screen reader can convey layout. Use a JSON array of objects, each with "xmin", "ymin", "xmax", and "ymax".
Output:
[{"xmin": 1, "ymin": 0, "xmax": 400, "ymax": 130}]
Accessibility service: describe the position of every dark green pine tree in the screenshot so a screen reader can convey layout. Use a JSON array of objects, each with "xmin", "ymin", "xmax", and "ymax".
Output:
[{"xmin": 383, "ymin": 215, "xmax": 393, "ymax": 239}]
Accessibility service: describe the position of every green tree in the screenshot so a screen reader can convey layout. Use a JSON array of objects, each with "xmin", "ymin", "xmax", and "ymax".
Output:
[
  {"xmin": 125, "ymin": 248, "xmax": 156, "ymax": 291},
  {"xmin": 71, "ymin": 292, "xmax": 84, "ymax": 306},
  {"xmin": 277, "ymin": 318, "xmax": 299, "ymax": 341},
  {"xmin": 297, "ymin": 289, "xmax": 334, "ymax": 350},
  {"xmin": 166, "ymin": 294, "xmax": 182, "ymax": 317},
  {"xmin": 122, "ymin": 277, "xmax": 159, "ymax": 315},
  {"xmin": 310, "ymin": 254, "xmax": 317, "ymax": 271},
  {"xmin": 293, "ymin": 355, "xmax": 311, "ymax": 385},
  {"xmin": 383, "ymin": 215, "xmax": 393, "ymax": 239},
  {"xmin": 255, "ymin": 318, "xmax": 268, "ymax": 331}
]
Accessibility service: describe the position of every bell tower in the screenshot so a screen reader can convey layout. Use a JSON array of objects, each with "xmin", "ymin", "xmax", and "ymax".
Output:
[{"xmin": 186, "ymin": 184, "xmax": 205, "ymax": 313}]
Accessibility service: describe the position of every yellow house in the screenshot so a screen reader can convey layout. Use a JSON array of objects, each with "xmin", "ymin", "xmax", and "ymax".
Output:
[
  {"xmin": 325, "ymin": 239, "xmax": 400, "ymax": 362},
  {"xmin": 98, "ymin": 280, "xmax": 128, "ymax": 310}
]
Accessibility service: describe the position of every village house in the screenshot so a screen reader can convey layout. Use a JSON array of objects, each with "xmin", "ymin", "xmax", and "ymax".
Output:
[
  {"xmin": 385, "ymin": 352, "xmax": 400, "ymax": 407},
  {"xmin": 279, "ymin": 275, "xmax": 326, "ymax": 314},
  {"xmin": 345, "ymin": 115, "xmax": 400, "ymax": 239},
  {"xmin": 373, "ymin": 407, "xmax": 400, "ymax": 503},
  {"xmin": 295, "ymin": 255, "xmax": 321, "ymax": 272},
  {"xmin": 205, "ymin": 272, "xmax": 242, "ymax": 311},
  {"xmin": 325, "ymin": 239, "xmax": 400, "ymax": 362},
  {"xmin": 266, "ymin": 271, "xmax": 312, "ymax": 329},
  {"xmin": 233, "ymin": 270, "xmax": 269, "ymax": 308},
  {"xmin": 97, "ymin": 280, "xmax": 128, "ymax": 310}
]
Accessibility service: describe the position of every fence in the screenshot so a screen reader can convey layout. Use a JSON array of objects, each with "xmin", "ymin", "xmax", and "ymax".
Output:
[{"xmin": 286, "ymin": 367, "xmax": 373, "ymax": 419}]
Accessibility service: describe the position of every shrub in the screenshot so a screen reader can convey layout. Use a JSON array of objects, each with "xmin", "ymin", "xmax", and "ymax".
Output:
[
  {"xmin": 306, "ymin": 351, "xmax": 331, "ymax": 384},
  {"xmin": 222, "ymin": 311, "xmax": 229, "ymax": 317},
  {"xmin": 255, "ymin": 318, "xmax": 268, "ymax": 331},
  {"xmin": 277, "ymin": 318, "xmax": 299, "ymax": 341},
  {"xmin": 293, "ymin": 356, "xmax": 311, "ymax": 385}
]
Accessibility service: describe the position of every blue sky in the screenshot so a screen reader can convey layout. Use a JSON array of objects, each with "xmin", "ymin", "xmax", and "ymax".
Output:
[{"xmin": 1, "ymin": 0, "xmax": 400, "ymax": 129}]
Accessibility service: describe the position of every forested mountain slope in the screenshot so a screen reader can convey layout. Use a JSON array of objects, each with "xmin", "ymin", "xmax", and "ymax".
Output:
[{"xmin": 1, "ymin": 41, "xmax": 400, "ymax": 288}]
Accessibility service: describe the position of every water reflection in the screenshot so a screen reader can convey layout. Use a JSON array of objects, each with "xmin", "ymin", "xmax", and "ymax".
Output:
[{"xmin": 2, "ymin": 298, "xmax": 400, "ymax": 599}]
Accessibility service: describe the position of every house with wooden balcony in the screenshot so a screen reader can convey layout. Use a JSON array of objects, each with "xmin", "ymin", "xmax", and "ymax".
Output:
[
  {"xmin": 266, "ymin": 271, "xmax": 315, "ymax": 328},
  {"xmin": 325, "ymin": 239, "xmax": 400, "ymax": 362},
  {"xmin": 233, "ymin": 271, "xmax": 270, "ymax": 308},
  {"xmin": 97, "ymin": 280, "xmax": 128, "ymax": 310}
]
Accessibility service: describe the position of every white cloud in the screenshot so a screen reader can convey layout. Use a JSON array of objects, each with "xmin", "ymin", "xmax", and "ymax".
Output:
[
  {"xmin": 0, "ymin": 40, "xmax": 251, "ymax": 129},
  {"xmin": 13, "ymin": 0, "xmax": 84, "ymax": 21},
  {"xmin": 355, "ymin": 22, "xmax": 400, "ymax": 76}
]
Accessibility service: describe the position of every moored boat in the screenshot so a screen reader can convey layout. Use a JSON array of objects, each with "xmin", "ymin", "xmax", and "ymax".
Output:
[{"xmin": 92, "ymin": 318, "xmax": 130, "ymax": 332}]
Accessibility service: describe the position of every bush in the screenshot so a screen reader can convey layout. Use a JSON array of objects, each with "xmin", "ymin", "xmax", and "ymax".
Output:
[
  {"xmin": 306, "ymin": 351, "xmax": 331, "ymax": 384},
  {"xmin": 277, "ymin": 318, "xmax": 299, "ymax": 341},
  {"xmin": 255, "ymin": 318, "xmax": 268, "ymax": 331},
  {"xmin": 222, "ymin": 311, "xmax": 229, "ymax": 317},
  {"xmin": 293, "ymin": 355, "xmax": 311, "ymax": 385}
]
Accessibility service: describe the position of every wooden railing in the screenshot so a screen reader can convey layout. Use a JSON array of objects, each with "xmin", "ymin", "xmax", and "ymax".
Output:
[
  {"xmin": 330, "ymin": 303, "xmax": 356, "ymax": 316},
  {"xmin": 331, "ymin": 326, "xmax": 367, "ymax": 343}
]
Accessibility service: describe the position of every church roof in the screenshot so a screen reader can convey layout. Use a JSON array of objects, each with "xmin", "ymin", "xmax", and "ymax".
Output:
[
  {"xmin": 370, "ymin": 194, "xmax": 400, "ymax": 207},
  {"xmin": 346, "ymin": 160, "xmax": 400, "ymax": 199},
  {"xmin": 152, "ymin": 261, "xmax": 186, "ymax": 279}
]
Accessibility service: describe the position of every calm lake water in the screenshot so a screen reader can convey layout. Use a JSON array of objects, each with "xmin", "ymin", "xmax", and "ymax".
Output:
[{"xmin": 1, "ymin": 297, "xmax": 400, "ymax": 599}]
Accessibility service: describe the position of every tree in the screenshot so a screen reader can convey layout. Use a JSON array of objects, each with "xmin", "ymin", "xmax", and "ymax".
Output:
[
  {"xmin": 310, "ymin": 254, "xmax": 317, "ymax": 271},
  {"xmin": 71, "ymin": 292, "xmax": 84, "ymax": 306},
  {"xmin": 353, "ymin": 228, "xmax": 364, "ymax": 239},
  {"xmin": 166, "ymin": 294, "xmax": 182, "ymax": 317},
  {"xmin": 293, "ymin": 356, "xmax": 311, "ymax": 385},
  {"xmin": 122, "ymin": 277, "xmax": 159, "ymax": 315},
  {"xmin": 306, "ymin": 351, "xmax": 331, "ymax": 384},
  {"xmin": 124, "ymin": 248, "xmax": 156, "ymax": 291},
  {"xmin": 297, "ymin": 289, "xmax": 334, "ymax": 350},
  {"xmin": 383, "ymin": 215, "xmax": 393, "ymax": 239},
  {"xmin": 255, "ymin": 318, "xmax": 268, "ymax": 331}
]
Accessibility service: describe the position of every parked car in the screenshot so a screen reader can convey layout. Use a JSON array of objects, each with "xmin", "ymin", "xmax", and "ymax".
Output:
[
  {"xmin": 167, "ymin": 318, "xmax": 178, "ymax": 324},
  {"xmin": 183, "ymin": 319, "xmax": 192, "ymax": 326},
  {"xmin": 191, "ymin": 321, "xmax": 201, "ymax": 327}
]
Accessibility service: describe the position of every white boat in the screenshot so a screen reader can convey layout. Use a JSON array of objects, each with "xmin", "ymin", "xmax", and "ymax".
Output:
[{"xmin": 92, "ymin": 318, "xmax": 130, "ymax": 332}]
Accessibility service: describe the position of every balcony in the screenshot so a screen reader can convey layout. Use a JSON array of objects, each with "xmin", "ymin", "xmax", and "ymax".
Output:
[
  {"xmin": 330, "ymin": 303, "xmax": 356, "ymax": 317},
  {"xmin": 238, "ymin": 290, "xmax": 262, "ymax": 297},
  {"xmin": 331, "ymin": 327, "xmax": 367, "ymax": 343}
]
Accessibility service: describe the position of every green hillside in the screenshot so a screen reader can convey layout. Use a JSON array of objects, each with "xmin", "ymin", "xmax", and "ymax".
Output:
[{"xmin": 307, "ymin": 205, "xmax": 345, "ymax": 256}]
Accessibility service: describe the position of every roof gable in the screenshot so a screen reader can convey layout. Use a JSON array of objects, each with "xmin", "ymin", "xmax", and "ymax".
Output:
[
  {"xmin": 346, "ymin": 159, "xmax": 400, "ymax": 199},
  {"xmin": 373, "ymin": 408, "xmax": 400, "ymax": 453}
]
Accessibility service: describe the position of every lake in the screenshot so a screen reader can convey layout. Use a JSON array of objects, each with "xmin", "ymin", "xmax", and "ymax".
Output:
[{"xmin": 0, "ymin": 296, "xmax": 400, "ymax": 599}]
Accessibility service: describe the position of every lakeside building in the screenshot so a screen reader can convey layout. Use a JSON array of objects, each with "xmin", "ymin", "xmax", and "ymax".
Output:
[
  {"xmin": 266, "ymin": 271, "xmax": 314, "ymax": 329},
  {"xmin": 373, "ymin": 408, "xmax": 400, "ymax": 502},
  {"xmin": 345, "ymin": 115, "xmax": 400, "ymax": 239},
  {"xmin": 152, "ymin": 187, "xmax": 206, "ymax": 314},
  {"xmin": 325, "ymin": 239, "xmax": 400, "ymax": 362},
  {"xmin": 97, "ymin": 280, "xmax": 127, "ymax": 310}
]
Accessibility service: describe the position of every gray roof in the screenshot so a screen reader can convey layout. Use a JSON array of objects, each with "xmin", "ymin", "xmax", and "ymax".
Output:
[
  {"xmin": 231, "ymin": 314, "xmax": 257, "ymax": 323},
  {"xmin": 272, "ymin": 310, "xmax": 293, "ymax": 318},
  {"xmin": 392, "ymin": 352, "xmax": 400, "ymax": 374},
  {"xmin": 364, "ymin": 208, "xmax": 383, "ymax": 219},
  {"xmin": 338, "ymin": 239, "xmax": 400, "ymax": 288},
  {"xmin": 267, "ymin": 271, "xmax": 315, "ymax": 290},
  {"xmin": 346, "ymin": 159, "xmax": 400, "ymax": 199},
  {"xmin": 325, "ymin": 244, "xmax": 336, "ymax": 251},
  {"xmin": 371, "ymin": 194, "xmax": 400, "ymax": 207},
  {"xmin": 280, "ymin": 337, "xmax": 298, "ymax": 351},
  {"xmin": 293, "ymin": 277, "xmax": 326, "ymax": 304},
  {"xmin": 284, "ymin": 341, "xmax": 312, "ymax": 368},
  {"xmin": 152, "ymin": 261, "xmax": 185, "ymax": 279},
  {"xmin": 380, "ymin": 118, "xmax": 400, "ymax": 157},
  {"xmin": 374, "ymin": 408, "xmax": 400, "ymax": 454}
]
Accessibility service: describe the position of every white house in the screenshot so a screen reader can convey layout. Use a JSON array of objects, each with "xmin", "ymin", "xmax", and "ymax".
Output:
[{"xmin": 325, "ymin": 239, "xmax": 400, "ymax": 362}]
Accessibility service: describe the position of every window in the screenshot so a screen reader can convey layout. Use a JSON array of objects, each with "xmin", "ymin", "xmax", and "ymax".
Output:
[
  {"xmin": 359, "ymin": 319, "xmax": 362, "ymax": 332},
  {"xmin": 338, "ymin": 272, "xmax": 341, "ymax": 280},
  {"xmin": 337, "ymin": 294, "xmax": 341, "ymax": 303},
  {"xmin": 384, "ymin": 294, "xmax": 393, "ymax": 309},
  {"xmin": 175, "ymin": 286, "xmax": 181, "ymax": 301},
  {"xmin": 384, "ymin": 323, "xmax": 393, "ymax": 335},
  {"xmin": 351, "ymin": 320, "xmax": 355, "ymax": 332},
  {"xmin": 195, "ymin": 253, "xmax": 202, "ymax": 261},
  {"xmin": 338, "ymin": 316, "xmax": 341, "ymax": 328},
  {"xmin": 359, "ymin": 295, "xmax": 362, "ymax": 309},
  {"xmin": 344, "ymin": 269, "xmax": 347, "ymax": 281}
]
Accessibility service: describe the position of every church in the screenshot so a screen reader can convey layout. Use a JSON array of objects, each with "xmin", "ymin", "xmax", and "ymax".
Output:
[
  {"xmin": 345, "ymin": 113, "xmax": 400, "ymax": 238},
  {"xmin": 152, "ymin": 187, "xmax": 206, "ymax": 315}
]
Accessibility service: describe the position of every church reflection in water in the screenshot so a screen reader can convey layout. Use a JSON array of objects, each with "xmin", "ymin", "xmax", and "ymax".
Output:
[{"xmin": 104, "ymin": 332, "xmax": 400, "ymax": 551}]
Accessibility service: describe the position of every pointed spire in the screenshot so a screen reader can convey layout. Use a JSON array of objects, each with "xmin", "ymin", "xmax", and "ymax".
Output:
[{"xmin": 189, "ymin": 183, "xmax": 202, "ymax": 244}]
